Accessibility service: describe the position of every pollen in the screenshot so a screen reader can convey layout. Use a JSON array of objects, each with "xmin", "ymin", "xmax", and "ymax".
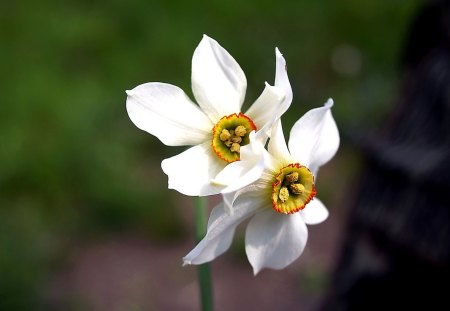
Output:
[
  {"xmin": 235, "ymin": 125, "xmax": 247, "ymax": 137},
  {"xmin": 284, "ymin": 172, "xmax": 298, "ymax": 184},
  {"xmin": 279, "ymin": 186, "xmax": 290, "ymax": 202},
  {"xmin": 211, "ymin": 113, "xmax": 257, "ymax": 163},
  {"xmin": 289, "ymin": 183, "xmax": 305, "ymax": 194},
  {"xmin": 271, "ymin": 163, "xmax": 316, "ymax": 214},
  {"xmin": 219, "ymin": 129, "xmax": 231, "ymax": 141},
  {"xmin": 230, "ymin": 142, "xmax": 240, "ymax": 153},
  {"xmin": 231, "ymin": 137, "xmax": 241, "ymax": 144}
]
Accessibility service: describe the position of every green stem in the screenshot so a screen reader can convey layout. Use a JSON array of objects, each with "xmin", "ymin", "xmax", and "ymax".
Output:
[{"xmin": 194, "ymin": 196, "xmax": 214, "ymax": 311}]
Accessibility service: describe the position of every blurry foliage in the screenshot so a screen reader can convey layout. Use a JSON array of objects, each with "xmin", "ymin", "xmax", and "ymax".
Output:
[
  {"xmin": 298, "ymin": 265, "xmax": 330, "ymax": 294},
  {"xmin": 0, "ymin": 0, "xmax": 420, "ymax": 309}
]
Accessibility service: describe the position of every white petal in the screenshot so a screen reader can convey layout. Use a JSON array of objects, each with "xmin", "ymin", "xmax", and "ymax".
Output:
[
  {"xmin": 212, "ymin": 131, "xmax": 267, "ymax": 194},
  {"xmin": 244, "ymin": 48, "xmax": 292, "ymax": 141},
  {"xmin": 161, "ymin": 142, "xmax": 226, "ymax": 196},
  {"xmin": 191, "ymin": 35, "xmax": 247, "ymax": 121},
  {"xmin": 212, "ymin": 157, "xmax": 265, "ymax": 194},
  {"xmin": 246, "ymin": 210, "xmax": 308, "ymax": 275},
  {"xmin": 245, "ymin": 83, "xmax": 285, "ymax": 130},
  {"xmin": 268, "ymin": 119, "xmax": 291, "ymax": 162},
  {"xmin": 288, "ymin": 99, "xmax": 340, "ymax": 172},
  {"xmin": 221, "ymin": 178, "xmax": 270, "ymax": 214},
  {"xmin": 183, "ymin": 198, "xmax": 261, "ymax": 265},
  {"xmin": 275, "ymin": 48, "xmax": 293, "ymax": 115},
  {"xmin": 241, "ymin": 130, "xmax": 267, "ymax": 161},
  {"xmin": 300, "ymin": 198, "xmax": 329, "ymax": 225},
  {"xmin": 126, "ymin": 83, "xmax": 212, "ymax": 146},
  {"xmin": 246, "ymin": 123, "xmax": 272, "ymax": 156}
]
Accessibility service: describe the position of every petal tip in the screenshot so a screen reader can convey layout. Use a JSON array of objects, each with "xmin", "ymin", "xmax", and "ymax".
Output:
[
  {"xmin": 201, "ymin": 34, "xmax": 215, "ymax": 45},
  {"xmin": 275, "ymin": 48, "xmax": 286, "ymax": 65},
  {"xmin": 275, "ymin": 47, "xmax": 282, "ymax": 57},
  {"xmin": 325, "ymin": 98, "xmax": 334, "ymax": 108},
  {"xmin": 252, "ymin": 265, "xmax": 262, "ymax": 276},
  {"xmin": 182, "ymin": 258, "xmax": 192, "ymax": 266}
]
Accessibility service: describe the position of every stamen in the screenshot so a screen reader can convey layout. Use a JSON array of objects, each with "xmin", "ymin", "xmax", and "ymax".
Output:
[
  {"xmin": 284, "ymin": 172, "xmax": 299, "ymax": 184},
  {"xmin": 235, "ymin": 125, "xmax": 247, "ymax": 137},
  {"xmin": 219, "ymin": 129, "xmax": 231, "ymax": 141},
  {"xmin": 231, "ymin": 136, "xmax": 242, "ymax": 143},
  {"xmin": 279, "ymin": 186, "xmax": 289, "ymax": 202},
  {"xmin": 271, "ymin": 163, "xmax": 316, "ymax": 214},
  {"xmin": 230, "ymin": 142, "xmax": 240, "ymax": 153},
  {"xmin": 211, "ymin": 113, "xmax": 256, "ymax": 163},
  {"xmin": 289, "ymin": 183, "xmax": 305, "ymax": 194}
]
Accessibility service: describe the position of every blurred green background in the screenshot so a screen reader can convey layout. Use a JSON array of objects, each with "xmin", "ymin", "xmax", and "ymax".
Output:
[{"xmin": 0, "ymin": 0, "xmax": 421, "ymax": 309}]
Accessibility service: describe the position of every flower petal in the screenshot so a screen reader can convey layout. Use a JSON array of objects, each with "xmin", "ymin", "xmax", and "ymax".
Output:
[
  {"xmin": 192, "ymin": 35, "xmax": 247, "ymax": 121},
  {"xmin": 161, "ymin": 142, "xmax": 226, "ymax": 196},
  {"xmin": 183, "ymin": 198, "xmax": 262, "ymax": 265},
  {"xmin": 244, "ymin": 48, "xmax": 292, "ymax": 140},
  {"xmin": 212, "ymin": 130, "xmax": 267, "ymax": 194},
  {"xmin": 300, "ymin": 198, "xmax": 329, "ymax": 225},
  {"xmin": 211, "ymin": 158, "xmax": 264, "ymax": 194},
  {"xmin": 246, "ymin": 210, "xmax": 308, "ymax": 275},
  {"xmin": 268, "ymin": 119, "xmax": 292, "ymax": 163},
  {"xmin": 126, "ymin": 82, "xmax": 212, "ymax": 146},
  {"xmin": 275, "ymin": 48, "xmax": 293, "ymax": 115},
  {"xmin": 288, "ymin": 99, "xmax": 340, "ymax": 172},
  {"xmin": 245, "ymin": 83, "xmax": 285, "ymax": 130}
]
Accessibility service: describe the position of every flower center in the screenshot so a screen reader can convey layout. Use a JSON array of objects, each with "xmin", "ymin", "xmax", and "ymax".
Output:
[
  {"xmin": 211, "ymin": 113, "xmax": 257, "ymax": 163},
  {"xmin": 271, "ymin": 163, "xmax": 316, "ymax": 214}
]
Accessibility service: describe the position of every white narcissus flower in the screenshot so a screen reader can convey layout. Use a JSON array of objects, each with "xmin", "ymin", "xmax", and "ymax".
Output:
[
  {"xmin": 126, "ymin": 35, "xmax": 291, "ymax": 196},
  {"xmin": 183, "ymin": 99, "xmax": 339, "ymax": 274}
]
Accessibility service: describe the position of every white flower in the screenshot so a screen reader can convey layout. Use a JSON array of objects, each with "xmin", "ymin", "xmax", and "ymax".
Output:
[
  {"xmin": 126, "ymin": 35, "xmax": 291, "ymax": 196},
  {"xmin": 183, "ymin": 99, "xmax": 339, "ymax": 274}
]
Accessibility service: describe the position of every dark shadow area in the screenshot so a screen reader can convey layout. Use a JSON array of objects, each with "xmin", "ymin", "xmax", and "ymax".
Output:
[{"xmin": 321, "ymin": 1, "xmax": 450, "ymax": 310}]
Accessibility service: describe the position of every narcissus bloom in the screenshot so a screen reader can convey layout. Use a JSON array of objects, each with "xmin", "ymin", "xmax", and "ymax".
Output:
[
  {"xmin": 183, "ymin": 100, "xmax": 339, "ymax": 274},
  {"xmin": 126, "ymin": 35, "xmax": 291, "ymax": 196}
]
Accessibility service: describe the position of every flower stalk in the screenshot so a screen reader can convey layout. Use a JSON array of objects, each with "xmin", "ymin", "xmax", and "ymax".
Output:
[{"xmin": 194, "ymin": 196, "xmax": 214, "ymax": 311}]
